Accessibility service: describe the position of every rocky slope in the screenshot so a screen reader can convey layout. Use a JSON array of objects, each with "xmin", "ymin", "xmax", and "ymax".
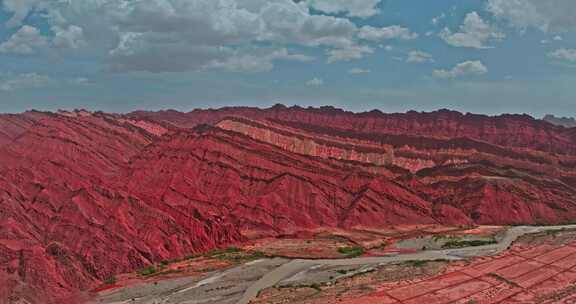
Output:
[
  {"xmin": 212, "ymin": 117, "xmax": 576, "ymax": 224},
  {"xmin": 0, "ymin": 105, "xmax": 575, "ymax": 303},
  {"xmin": 0, "ymin": 111, "xmax": 241, "ymax": 304}
]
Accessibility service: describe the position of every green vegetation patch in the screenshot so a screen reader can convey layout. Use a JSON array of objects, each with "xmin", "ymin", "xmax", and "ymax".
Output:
[
  {"xmin": 215, "ymin": 249, "xmax": 266, "ymax": 262},
  {"xmin": 204, "ymin": 246, "xmax": 242, "ymax": 257},
  {"xmin": 138, "ymin": 264, "xmax": 184, "ymax": 277},
  {"xmin": 403, "ymin": 260, "xmax": 429, "ymax": 267},
  {"xmin": 136, "ymin": 247, "xmax": 266, "ymax": 277},
  {"xmin": 441, "ymin": 239, "xmax": 496, "ymax": 249},
  {"xmin": 103, "ymin": 276, "xmax": 117, "ymax": 285},
  {"xmin": 138, "ymin": 265, "xmax": 158, "ymax": 276},
  {"xmin": 402, "ymin": 258, "xmax": 448, "ymax": 268},
  {"xmin": 337, "ymin": 246, "xmax": 365, "ymax": 257}
]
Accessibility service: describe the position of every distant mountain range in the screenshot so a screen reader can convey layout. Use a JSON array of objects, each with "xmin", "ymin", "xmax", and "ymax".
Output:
[
  {"xmin": 544, "ymin": 114, "xmax": 576, "ymax": 128},
  {"xmin": 0, "ymin": 105, "xmax": 575, "ymax": 303}
]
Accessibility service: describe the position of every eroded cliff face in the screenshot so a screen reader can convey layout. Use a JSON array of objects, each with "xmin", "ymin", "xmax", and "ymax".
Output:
[
  {"xmin": 127, "ymin": 119, "xmax": 576, "ymax": 230},
  {"xmin": 0, "ymin": 105, "xmax": 575, "ymax": 303},
  {"xmin": 124, "ymin": 125, "xmax": 455, "ymax": 231},
  {"xmin": 217, "ymin": 118, "xmax": 395, "ymax": 167},
  {"xmin": 215, "ymin": 117, "xmax": 575, "ymax": 177},
  {"xmin": 0, "ymin": 112, "xmax": 241, "ymax": 304},
  {"xmin": 130, "ymin": 105, "xmax": 576, "ymax": 155}
]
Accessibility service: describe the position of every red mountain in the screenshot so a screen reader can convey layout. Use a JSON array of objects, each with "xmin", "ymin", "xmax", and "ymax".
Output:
[
  {"xmin": 130, "ymin": 105, "xmax": 576, "ymax": 155},
  {"xmin": 0, "ymin": 111, "xmax": 240, "ymax": 303},
  {"xmin": 0, "ymin": 106, "xmax": 575, "ymax": 303}
]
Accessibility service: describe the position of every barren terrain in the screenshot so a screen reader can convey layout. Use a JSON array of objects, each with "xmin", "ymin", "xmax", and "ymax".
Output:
[{"xmin": 92, "ymin": 225, "xmax": 576, "ymax": 304}]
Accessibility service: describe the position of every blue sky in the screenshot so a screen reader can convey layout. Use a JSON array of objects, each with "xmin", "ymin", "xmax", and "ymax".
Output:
[{"xmin": 0, "ymin": 0, "xmax": 575, "ymax": 116}]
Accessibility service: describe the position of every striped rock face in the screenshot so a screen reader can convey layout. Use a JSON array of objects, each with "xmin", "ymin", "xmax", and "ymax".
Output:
[{"xmin": 1, "ymin": 105, "xmax": 576, "ymax": 303}]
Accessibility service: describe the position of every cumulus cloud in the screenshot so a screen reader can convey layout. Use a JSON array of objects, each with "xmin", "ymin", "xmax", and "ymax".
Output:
[
  {"xmin": 208, "ymin": 48, "xmax": 313, "ymax": 73},
  {"xmin": 0, "ymin": 0, "xmax": 371, "ymax": 72},
  {"xmin": 0, "ymin": 0, "xmax": 416, "ymax": 71},
  {"xmin": 487, "ymin": 0, "xmax": 576, "ymax": 32},
  {"xmin": 306, "ymin": 0, "xmax": 381, "ymax": 18},
  {"xmin": 0, "ymin": 23, "xmax": 86, "ymax": 55},
  {"xmin": 257, "ymin": 2, "xmax": 358, "ymax": 48},
  {"xmin": 433, "ymin": 60, "xmax": 488, "ymax": 79},
  {"xmin": 358, "ymin": 25, "xmax": 418, "ymax": 41},
  {"xmin": 440, "ymin": 12, "xmax": 504, "ymax": 48},
  {"xmin": 548, "ymin": 49, "xmax": 576, "ymax": 63},
  {"xmin": 306, "ymin": 77, "xmax": 324, "ymax": 86},
  {"xmin": 0, "ymin": 25, "xmax": 48, "ymax": 54},
  {"xmin": 349, "ymin": 68, "xmax": 370, "ymax": 74},
  {"xmin": 406, "ymin": 50, "xmax": 434, "ymax": 63},
  {"xmin": 52, "ymin": 25, "xmax": 86, "ymax": 49},
  {"xmin": 327, "ymin": 45, "xmax": 373, "ymax": 63},
  {"xmin": 0, "ymin": 73, "xmax": 53, "ymax": 91}
]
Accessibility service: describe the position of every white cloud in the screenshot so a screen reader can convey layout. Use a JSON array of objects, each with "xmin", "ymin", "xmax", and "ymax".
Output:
[
  {"xmin": 0, "ymin": 73, "xmax": 53, "ymax": 91},
  {"xmin": 0, "ymin": 0, "xmax": 424, "ymax": 72},
  {"xmin": 0, "ymin": 0, "xmax": 421, "ymax": 71},
  {"xmin": 52, "ymin": 25, "xmax": 85, "ymax": 49},
  {"xmin": 433, "ymin": 60, "xmax": 488, "ymax": 79},
  {"xmin": 208, "ymin": 48, "xmax": 313, "ymax": 73},
  {"xmin": 69, "ymin": 77, "xmax": 93, "ymax": 85},
  {"xmin": 0, "ymin": 25, "xmax": 48, "ymax": 54},
  {"xmin": 548, "ymin": 49, "xmax": 576, "ymax": 63},
  {"xmin": 406, "ymin": 50, "xmax": 434, "ymax": 63},
  {"xmin": 306, "ymin": 0, "xmax": 381, "ymax": 18},
  {"xmin": 487, "ymin": 0, "xmax": 576, "ymax": 32},
  {"xmin": 327, "ymin": 45, "xmax": 373, "ymax": 63},
  {"xmin": 259, "ymin": 2, "xmax": 358, "ymax": 48},
  {"xmin": 541, "ymin": 36, "xmax": 563, "ymax": 44},
  {"xmin": 440, "ymin": 12, "xmax": 504, "ymax": 48},
  {"xmin": 109, "ymin": 32, "xmax": 142, "ymax": 57},
  {"xmin": 358, "ymin": 25, "xmax": 418, "ymax": 41},
  {"xmin": 1, "ymin": 0, "xmax": 365, "ymax": 72},
  {"xmin": 349, "ymin": 68, "xmax": 370, "ymax": 74},
  {"xmin": 432, "ymin": 14, "xmax": 446, "ymax": 26},
  {"xmin": 306, "ymin": 77, "xmax": 324, "ymax": 86}
]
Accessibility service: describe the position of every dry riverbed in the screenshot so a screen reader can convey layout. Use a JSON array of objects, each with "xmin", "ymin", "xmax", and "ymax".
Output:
[{"xmin": 92, "ymin": 225, "xmax": 576, "ymax": 304}]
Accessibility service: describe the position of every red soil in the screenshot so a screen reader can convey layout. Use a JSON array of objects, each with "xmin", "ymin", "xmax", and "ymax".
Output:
[{"xmin": 339, "ymin": 236, "xmax": 576, "ymax": 304}]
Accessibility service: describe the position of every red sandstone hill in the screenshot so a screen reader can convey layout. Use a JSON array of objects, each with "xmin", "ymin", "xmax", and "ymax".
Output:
[
  {"xmin": 0, "ymin": 105, "xmax": 575, "ymax": 303},
  {"xmin": 0, "ymin": 111, "xmax": 240, "ymax": 303},
  {"xmin": 129, "ymin": 105, "xmax": 576, "ymax": 155}
]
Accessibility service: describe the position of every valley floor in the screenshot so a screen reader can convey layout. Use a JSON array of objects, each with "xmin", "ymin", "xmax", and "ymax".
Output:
[{"xmin": 92, "ymin": 225, "xmax": 576, "ymax": 304}]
